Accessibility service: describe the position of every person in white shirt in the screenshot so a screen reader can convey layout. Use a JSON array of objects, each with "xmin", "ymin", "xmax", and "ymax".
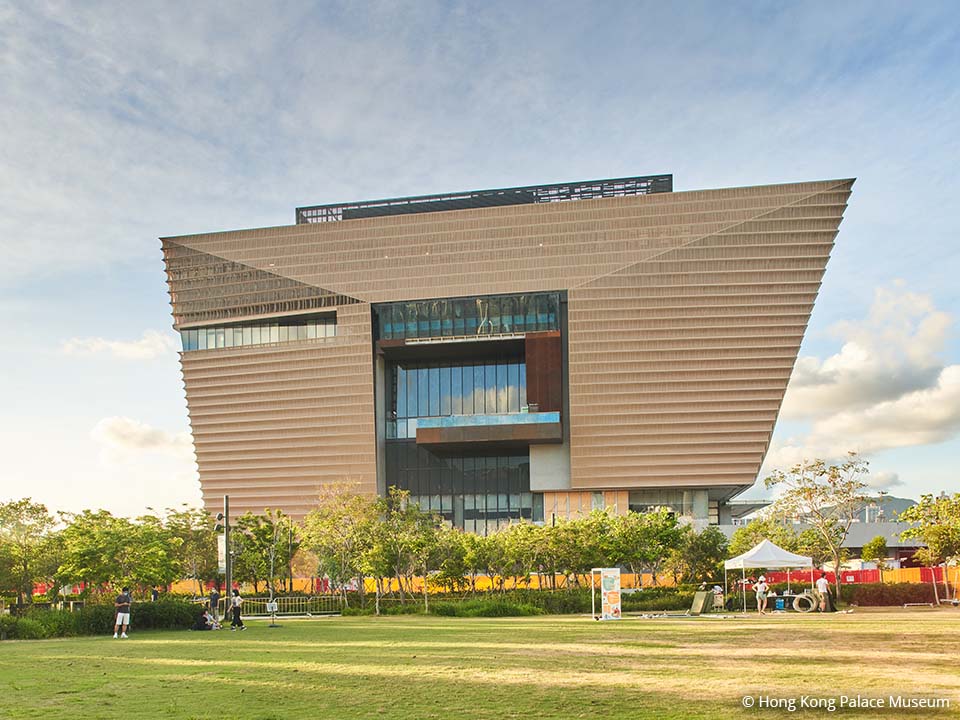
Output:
[
  {"xmin": 230, "ymin": 589, "xmax": 246, "ymax": 631},
  {"xmin": 815, "ymin": 572, "xmax": 831, "ymax": 612},
  {"xmin": 754, "ymin": 576, "xmax": 769, "ymax": 615}
]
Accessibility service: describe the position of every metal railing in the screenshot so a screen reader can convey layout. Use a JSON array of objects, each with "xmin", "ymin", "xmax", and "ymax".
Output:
[{"xmin": 218, "ymin": 595, "xmax": 343, "ymax": 618}]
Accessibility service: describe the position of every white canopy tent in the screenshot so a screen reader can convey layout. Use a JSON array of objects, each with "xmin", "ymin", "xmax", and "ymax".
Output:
[{"xmin": 724, "ymin": 539, "xmax": 814, "ymax": 612}]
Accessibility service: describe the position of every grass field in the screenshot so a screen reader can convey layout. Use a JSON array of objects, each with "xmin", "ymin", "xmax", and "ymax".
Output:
[{"xmin": 1, "ymin": 609, "xmax": 958, "ymax": 719}]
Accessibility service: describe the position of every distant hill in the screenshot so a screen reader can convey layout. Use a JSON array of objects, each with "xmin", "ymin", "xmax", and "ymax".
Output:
[{"xmin": 850, "ymin": 495, "xmax": 916, "ymax": 523}]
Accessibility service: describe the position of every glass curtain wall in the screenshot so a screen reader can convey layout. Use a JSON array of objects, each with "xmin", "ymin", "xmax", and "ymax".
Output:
[
  {"xmin": 386, "ymin": 359, "xmax": 526, "ymax": 439},
  {"xmin": 180, "ymin": 314, "xmax": 336, "ymax": 351},
  {"xmin": 376, "ymin": 292, "xmax": 559, "ymax": 340},
  {"xmin": 385, "ymin": 443, "xmax": 542, "ymax": 534}
]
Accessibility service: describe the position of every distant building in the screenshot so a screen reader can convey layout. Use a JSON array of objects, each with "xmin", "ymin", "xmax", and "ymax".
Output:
[{"xmin": 161, "ymin": 175, "xmax": 854, "ymax": 531}]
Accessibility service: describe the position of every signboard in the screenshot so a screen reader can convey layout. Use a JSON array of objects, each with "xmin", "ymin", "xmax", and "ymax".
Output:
[
  {"xmin": 266, "ymin": 601, "xmax": 279, "ymax": 613},
  {"xmin": 217, "ymin": 535, "xmax": 226, "ymax": 574},
  {"xmin": 598, "ymin": 568, "xmax": 621, "ymax": 620}
]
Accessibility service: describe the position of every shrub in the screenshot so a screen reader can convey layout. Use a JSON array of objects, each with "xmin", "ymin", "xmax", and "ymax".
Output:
[
  {"xmin": 130, "ymin": 600, "xmax": 199, "ymax": 629},
  {"xmin": 8, "ymin": 618, "xmax": 47, "ymax": 640},
  {"xmin": 74, "ymin": 604, "xmax": 117, "ymax": 635},
  {"xmin": 0, "ymin": 615, "xmax": 19, "ymax": 639},
  {"xmin": 26, "ymin": 609, "xmax": 80, "ymax": 637},
  {"xmin": 841, "ymin": 583, "xmax": 937, "ymax": 607},
  {"xmin": 0, "ymin": 599, "xmax": 199, "ymax": 640},
  {"xmin": 430, "ymin": 600, "xmax": 545, "ymax": 617},
  {"xmin": 621, "ymin": 588, "xmax": 694, "ymax": 612}
]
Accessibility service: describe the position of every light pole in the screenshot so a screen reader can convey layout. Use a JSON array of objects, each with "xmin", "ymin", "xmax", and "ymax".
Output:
[{"xmin": 224, "ymin": 495, "xmax": 231, "ymax": 597}]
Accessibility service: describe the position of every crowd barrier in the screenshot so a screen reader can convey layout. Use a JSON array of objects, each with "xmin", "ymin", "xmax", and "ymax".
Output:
[{"xmin": 760, "ymin": 567, "xmax": 959, "ymax": 585}]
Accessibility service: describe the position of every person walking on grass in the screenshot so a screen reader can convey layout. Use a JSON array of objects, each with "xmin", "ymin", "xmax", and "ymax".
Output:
[
  {"xmin": 754, "ymin": 576, "xmax": 769, "ymax": 615},
  {"xmin": 816, "ymin": 572, "xmax": 831, "ymax": 612},
  {"xmin": 230, "ymin": 588, "xmax": 246, "ymax": 631},
  {"xmin": 209, "ymin": 585, "xmax": 221, "ymax": 623},
  {"xmin": 113, "ymin": 586, "xmax": 132, "ymax": 638}
]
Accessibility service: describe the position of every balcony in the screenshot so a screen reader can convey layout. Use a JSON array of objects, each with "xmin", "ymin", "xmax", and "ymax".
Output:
[{"xmin": 415, "ymin": 412, "xmax": 562, "ymax": 448}]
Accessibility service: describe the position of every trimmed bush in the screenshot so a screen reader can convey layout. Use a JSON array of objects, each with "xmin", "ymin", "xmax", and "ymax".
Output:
[
  {"xmin": 430, "ymin": 600, "xmax": 545, "ymax": 617},
  {"xmin": 0, "ymin": 599, "xmax": 200, "ymax": 640},
  {"xmin": 624, "ymin": 592, "xmax": 696, "ymax": 612},
  {"xmin": 841, "ymin": 582, "xmax": 937, "ymax": 607},
  {"xmin": 0, "ymin": 616, "xmax": 47, "ymax": 640}
]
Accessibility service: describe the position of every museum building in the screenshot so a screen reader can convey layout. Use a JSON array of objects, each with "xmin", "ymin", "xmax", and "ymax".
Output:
[{"xmin": 161, "ymin": 174, "xmax": 854, "ymax": 532}]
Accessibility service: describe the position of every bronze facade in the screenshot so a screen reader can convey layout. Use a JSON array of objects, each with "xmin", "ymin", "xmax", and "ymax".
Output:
[{"xmin": 162, "ymin": 178, "xmax": 854, "ymax": 520}]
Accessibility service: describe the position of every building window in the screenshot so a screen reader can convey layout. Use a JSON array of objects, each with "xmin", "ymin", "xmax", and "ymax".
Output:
[
  {"xmin": 375, "ymin": 292, "xmax": 559, "ymax": 340},
  {"xmin": 386, "ymin": 444, "xmax": 531, "ymax": 534},
  {"xmin": 386, "ymin": 358, "xmax": 527, "ymax": 438},
  {"xmin": 179, "ymin": 313, "xmax": 336, "ymax": 352}
]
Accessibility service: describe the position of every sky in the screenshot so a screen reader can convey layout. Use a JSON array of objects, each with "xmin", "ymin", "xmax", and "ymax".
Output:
[{"xmin": 1, "ymin": 1, "xmax": 958, "ymax": 517}]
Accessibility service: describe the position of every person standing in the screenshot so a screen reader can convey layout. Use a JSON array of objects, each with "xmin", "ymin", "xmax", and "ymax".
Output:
[
  {"xmin": 151, "ymin": 586, "xmax": 159, "ymax": 602},
  {"xmin": 209, "ymin": 586, "xmax": 221, "ymax": 623},
  {"xmin": 230, "ymin": 588, "xmax": 245, "ymax": 631},
  {"xmin": 754, "ymin": 576, "xmax": 769, "ymax": 615},
  {"xmin": 815, "ymin": 572, "xmax": 831, "ymax": 612},
  {"xmin": 113, "ymin": 586, "xmax": 132, "ymax": 638}
]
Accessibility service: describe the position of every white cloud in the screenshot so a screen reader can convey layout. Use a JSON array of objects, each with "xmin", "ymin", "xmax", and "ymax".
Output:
[
  {"xmin": 768, "ymin": 366, "xmax": 960, "ymax": 468},
  {"xmin": 781, "ymin": 281, "xmax": 951, "ymax": 419},
  {"xmin": 61, "ymin": 330, "xmax": 178, "ymax": 360},
  {"xmin": 764, "ymin": 283, "xmax": 959, "ymax": 480},
  {"xmin": 91, "ymin": 416, "xmax": 194, "ymax": 460},
  {"xmin": 868, "ymin": 471, "xmax": 904, "ymax": 490}
]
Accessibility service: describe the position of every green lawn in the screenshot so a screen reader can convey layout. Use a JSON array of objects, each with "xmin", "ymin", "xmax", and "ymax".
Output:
[{"xmin": 1, "ymin": 609, "xmax": 958, "ymax": 719}]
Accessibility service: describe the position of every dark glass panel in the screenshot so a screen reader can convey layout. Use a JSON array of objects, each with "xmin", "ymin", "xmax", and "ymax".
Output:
[
  {"xmin": 465, "ymin": 299, "xmax": 478, "ymax": 335},
  {"xmin": 488, "ymin": 297, "xmax": 501, "ymax": 334},
  {"xmin": 396, "ymin": 366, "xmax": 407, "ymax": 418},
  {"xmin": 416, "ymin": 366, "xmax": 428, "ymax": 417},
  {"xmin": 463, "ymin": 456, "xmax": 475, "ymax": 495},
  {"xmin": 440, "ymin": 300, "xmax": 453, "ymax": 336},
  {"xmin": 546, "ymin": 293, "xmax": 558, "ymax": 328},
  {"xmin": 417, "ymin": 302, "xmax": 429, "ymax": 336},
  {"xmin": 453, "ymin": 299, "xmax": 465, "ymax": 335},
  {"xmin": 508, "ymin": 362, "xmax": 520, "ymax": 412},
  {"xmin": 440, "ymin": 366, "xmax": 451, "ymax": 416},
  {"xmin": 497, "ymin": 362, "xmax": 508, "ymax": 413},
  {"xmin": 474, "ymin": 365, "xmax": 485, "ymax": 413},
  {"xmin": 428, "ymin": 366, "xmax": 440, "ymax": 416},
  {"xmin": 429, "ymin": 301, "xmax": 441, "ymax": 336},
  {"xmin": 462, "ymin": 364, "xmax": 474, "ymax": 414},
  {"xmin": 451, "ymin": 365, "xmax": 462, "ymax": 415},
  {"xmin": 519, "ymin": 362, "xmax": 527, "ymax": 407},
  {"xmin": 485, "ymin": 364, "xmax": 497, "ymax": 414}
]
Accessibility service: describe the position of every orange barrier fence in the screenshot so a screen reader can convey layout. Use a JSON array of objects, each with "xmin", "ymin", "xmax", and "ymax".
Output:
[{"xmin": 36, "ymin": 566, "xmax": 959, "ymax": 599}]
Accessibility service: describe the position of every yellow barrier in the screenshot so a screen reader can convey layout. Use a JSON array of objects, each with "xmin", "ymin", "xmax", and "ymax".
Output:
[{"xmin": 167, "ymin": 568, "xmax": 955, "ymax": 597}]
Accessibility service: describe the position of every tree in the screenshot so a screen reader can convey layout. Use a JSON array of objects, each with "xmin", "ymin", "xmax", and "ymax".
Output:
[
  {"xmin": 765, "ymin": 453, "xmax": 870, "ymax": 598},
  {"xmin": 433, "ymin": 527, "xmax": 469, "ymax": 593},
  {"xmin": 233, "ymin": 510, "xmax": 299, "ymax": 596},
  {"xmin": 899, "ymin": 493, "xmax": 960, "ymax": 602},
  {"xmin": 860, "ymin": 535, "xmax": 889, "ymax": 582},
  {"xmin": 57, "ymin": 510, "xmax": 181, "ymax": 593},
  {"xmin": 609, "ymin": 511, "xmax": 650, "ymax": 580},
  {"xmin": 163, "ymin": 505, "xmax": 218, "ymax": 596},
  {"xmin": 301, "ymin": 484, "xmax": 379, "ymax": 605},
  {"xmin": 0, "ymin": 499, "xmax": 58, "ymax": 605},
  {"xmin": 668, "ymin": 525, "xmax": 729, "ymax": 584},
  {"xmin": 727, "ymin": 517, "xmax": 799, "ymax": 558},
  {"xmin": 638, "ymin": 509, "xmax": 685, "ymax": 586},
  {"xmin": 378, "ymin": 488, "xmax": 438, "ymax": 607}
]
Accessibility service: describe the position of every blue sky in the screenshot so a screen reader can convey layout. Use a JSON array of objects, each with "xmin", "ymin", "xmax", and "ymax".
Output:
[{"xmin": 1, "ymin": 1, "xmax": 958, "ymax": 516}]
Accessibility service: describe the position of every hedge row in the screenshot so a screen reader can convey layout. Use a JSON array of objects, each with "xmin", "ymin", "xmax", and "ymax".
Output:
[
  {"xmin": 339, "ymin": 587, "xmax": 696, "ymax": 616},
  {"xmin": 840, "ymin": 582, "xmax": 939, "ymax": 606},
  {"xmin": 0, "ymin": 600, "xmax": 199, "ymax": 640}
]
